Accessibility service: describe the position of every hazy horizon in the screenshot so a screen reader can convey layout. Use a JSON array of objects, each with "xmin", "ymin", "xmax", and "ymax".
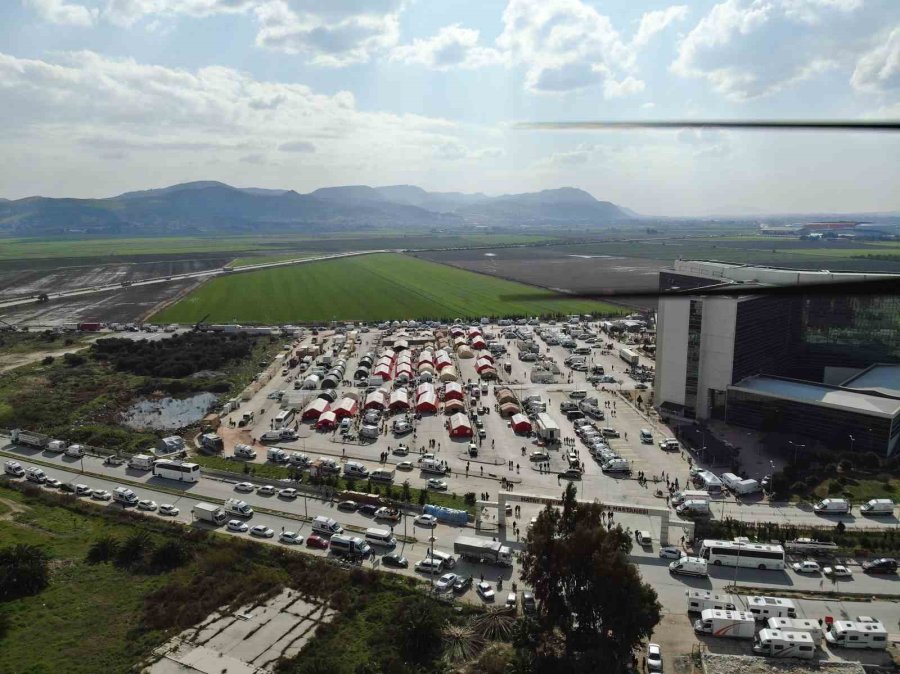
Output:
[{"xmin": 1, "ymin": 0, "xmax": 898, "ymax": 216}]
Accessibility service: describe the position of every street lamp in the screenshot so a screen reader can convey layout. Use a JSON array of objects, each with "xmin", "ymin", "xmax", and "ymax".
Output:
[
  {"xmin": 848, "ymin": 435, "xmax": 855, "ymax": 454},
  {"xmin": 428, "ymin": 534, "xmax": 436, "ymax": 592}
]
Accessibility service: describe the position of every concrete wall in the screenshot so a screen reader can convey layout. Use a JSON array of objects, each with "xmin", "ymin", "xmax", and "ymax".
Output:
[
  {"xmin": 696, "ymin": 298, "xmax": 737, "ymax": 420},
  {"xmin": 655, "ymin": 298, "xmax": 690, "ymax": 408}
]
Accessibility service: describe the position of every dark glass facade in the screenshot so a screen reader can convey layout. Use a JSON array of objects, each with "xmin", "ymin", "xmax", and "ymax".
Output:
[{"xmin": 683, "ymin": 300, "xmax": 703, "ymax": 418}]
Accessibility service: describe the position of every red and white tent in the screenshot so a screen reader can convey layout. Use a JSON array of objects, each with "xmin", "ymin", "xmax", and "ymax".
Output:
[
  {"xmin": 416, "ymin": 391, "xmax": 438, "ymax": 413},
  {"xmin": 443, "ymin": 381, "xmax": 464, "ymax": 400},
  {"xmin": 511, "ymin": 413, "xmax": 532, "ymax": 433},
  {"xmin": 364, "ymin": 390, "xmax": 387, "ymax": 409},
  {"xmin": 470, "ymin": 335, "xmax": 486, "ymax": 350},
  {"xmin": 475, "ymin": 357, "xmax": 494, "ymax": 373},
  {"xmin": 448, "ymin": 412, "xmax": 473, "ymax": 437},
  {"xmin": 334, "ymin": 397, "xmax": 359, "ymax": 418},
  {"xmin": 416, "ymin": 382, "xmax": 435, "ymax": 400},
  {"xmin": 301, "ymin": 398, "xmax": 330, "ymax": 420},
  {"xmin": 389, "ymin": 388, "xmax": 410, "ymax": 410},
  {"xmin": 316, "ymin": 410, "xmax": 337, "ymax": 430}
]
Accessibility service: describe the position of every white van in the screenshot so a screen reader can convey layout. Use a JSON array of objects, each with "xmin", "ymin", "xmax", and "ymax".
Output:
[
  {"xmin": 415, "ymin": 558, "xmax": 444, "ymax": 575},
  {"xmin": 639, "ymin": 429, "xmax": 653, "ymax": 444},
  {"xmin": 860, "ymin": 498, "xmax": 894, "ymax": 515},
  {"xmin": 47, "ymin": 440, "xmax": 66, "ymax": 453},
  {"xmin": 312, "ymin": 516, "xmax": 343, "ymax": 536},
  {"xmin": 25, "ymin": 467, "xmax": 47, "ymax": 483},
  {"xmin": 419, "ymin": 458, "xmax": 446, "ymax": 474},
  {"xmin": 370, "ymin": 468, "xmax": 395, "ymax": 483},
  {"xmin": 364, "ymin": 527, "xmax": 396, "ymax": 548},
  {"xmin": 360, "ymin": 425, "xmax": 380, "ymax": 439},
  {"xmin": 813, "ymin": 498, "xmax": 850, "ymax": 514},
  {"xmin": 669, "ymin": 557, "xmax": 708, "ymax": 577},
  {"xmin": 425, "ymin": 549, "xmax": 457, "ymax": 569},
  {"xmin": 343, "ymin": 461, "xmax": 369, "ymax": 478},
  {"xmin": 65, "ymin": 444, "xmax": 85, "ymax": 458},
  {"xmin": 4, "ymin": 461, "xmax": 25, "ymax": 477},
  {"xmin": 329, "ymin": 534, "xmax": 371, "ymax": 558}
]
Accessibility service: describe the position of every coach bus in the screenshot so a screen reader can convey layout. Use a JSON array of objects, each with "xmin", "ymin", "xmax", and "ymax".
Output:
[
  {"xmin": 152, "ymin": 460, "xmax": 201, "ymax": 483},
  {"xmin": 698, "ymin": 539, "xmax": 785, "ymax": 571},
  {"xmin": 274, "ymin": 409, "xmax": 296, "ymax": 428}
]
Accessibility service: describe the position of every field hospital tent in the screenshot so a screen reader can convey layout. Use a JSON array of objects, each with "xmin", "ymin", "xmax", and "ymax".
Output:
[
  {"xmin": 495, "ymin": 388, "xmax": 517, "ymax": 405},
  {"xmin": 334, "ymin": 397, "xmax": 359, "ymax": 418},
  {"xmin": 456, "ymin": 345, "xmax": 474, "ymax": 359},
  {"xmin": 439, "ymin": 366, "xmax": 459, "ymax": 383},
  {"xmin": 443, "ymin": 399, "xmax": 465, "ymax": 413},
  {"xmin": 316, "ymin": 411, "xmax": 337, "ymax": 430},
  {"xmin": 364, "ymin": 390, "xmax": 387, "ymax": 410},
  {"xmin": 499, "ymin": 402, "xmax": 520, "ymax": 416},
  {"xmin": 389, "ymin": 389, "xmax": 410, "ymax": 411},
  {"xmin": 475, "ymin": 357, "xmax": 494, "ymax": 373},
  {"xmin": 443, "ymin": 381, "xmax": 464, "ymax": 401},
  {"xmin": 416, "ymin": 392, "xmax": 438, "ymax": 413},
  {"xmin": 448, "ymin": 413, "xmax": 473, "ymax": 437},
  {"xmin": 511, "ymin": 414, "xmax": 532, "ymax": 433},
  {"xmin": 302, "ymin": 398, "xmax": 330, "ymax": 420}
]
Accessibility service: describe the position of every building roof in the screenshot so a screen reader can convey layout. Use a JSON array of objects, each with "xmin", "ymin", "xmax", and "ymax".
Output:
[
  {"xmin": 841, "ymin": 364, "xmax": 900, "ymax": 398},
  {"xmin": 730, "ymin": 375, "xmax": 900, "ymax": 418}
]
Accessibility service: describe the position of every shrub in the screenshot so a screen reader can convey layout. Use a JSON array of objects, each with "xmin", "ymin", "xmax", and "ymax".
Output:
[
  {"xmin": 464, "ymin": 492, "xmax": 476, "ymax": 506},
  {"xmin": 41, "ymin": 356, "xmax": 54, "ymax": 366},
  {"xmin": 62, "ymin": 352, "xmax": 86, "ymax": 367},
  {"xmin": 0, "ymin": 544, "xmax": 50, "ymax": 600},
  {"xmin": 86, "ymin": 536, "xmax": 120, "ymax": 564},
  {"xmin": 790, "ymin": 481, "xmax": 807, "ymax": 495},
  {"xmin": 827, "ymin": 481, "xmax": 843, "ymax": 495}
]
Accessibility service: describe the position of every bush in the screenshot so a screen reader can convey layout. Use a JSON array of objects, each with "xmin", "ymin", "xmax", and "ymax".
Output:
[
  {"xmin": 464, "ymin": 492, "xmax": 477, "ymax": 506},
  {"xmin": 0, "ymin": 544, "xmax": 50, "ymax": 600},
  {"xmin": 150, "ymin": 540, "xmax": 192, "ymax": 572},
  {"xmin": 92, "ymin": 333, "xmax": 256, "ymax": 378},
  {"xmin": 790, "ymin": 481, "xmax": 808, "ymax": 495},
  {"xmin": 62, "ymin": 353, "xmax": 86, "ymax": 367},
  {"xmin": 827, "ymin": 481, "xmax": 843, "ymax": 495},
  {"xmin": 838, "ymin": 459, "xmax": 853, "ymax": 473},
  {"xmin": 41, "ymin": 356, "xmax": 54, "ymax": 366},
  {"xmin": 86, "ymin": 536, "xmax": 120, "ymax": 564}
]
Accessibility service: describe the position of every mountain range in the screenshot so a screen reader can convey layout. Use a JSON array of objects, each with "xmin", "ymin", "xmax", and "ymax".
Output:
[{"xmin": 0, "ymin": 182, "xmax": 633, "ymax": 236}]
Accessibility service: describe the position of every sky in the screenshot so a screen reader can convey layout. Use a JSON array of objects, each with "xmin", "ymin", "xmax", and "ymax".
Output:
[{"xmin": 0, "ymin": 0, "xmax": 898, "ymax": 215}]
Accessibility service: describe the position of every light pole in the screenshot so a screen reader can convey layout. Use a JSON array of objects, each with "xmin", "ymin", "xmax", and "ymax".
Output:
[
  {"xmin": 428, "ymin": 534, "xmax": 436, "ymax": 592},
  {"xmin": 848, "ymin": 435, "xmax": 855, "ymax": 454}
]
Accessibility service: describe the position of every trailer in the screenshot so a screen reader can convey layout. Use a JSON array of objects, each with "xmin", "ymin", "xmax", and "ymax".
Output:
[
  {"xmin": 685, "ymin": 590, "xmax": 737, "ymax": 613},
  {"xmin": 128, "ymin": 454, "xmax": 156, "ymax": 471},
  {"xmin": 192, "ymin": 502, "xmax": 227, "ymax": 525},
  {"xmin": 619, "ymin": 347, "xmax": 639, "ymax": 367},
  {"xmin": 453, "ymin": 536, "xmax": 513, "ymax": 566},
  {"xmin": 767, "ymin": 618, "xmax": 824, "ymax": 646},
  {"xmin": 10, "ymin": 429, "xmax": 49, "ymax": 450},
  {"xmin": 694, "ymin": 610, "xmax": 756, "ymax": 639},
  {"xmin": 825, "ymin": 619, "xmax": 888, "ymax": 650},
  {"xmin": 535, "ymin": 413, "xmax": 560, "ymax": 443},
  {"xmin": 752, "ymin": 629, "xmax": 816, "ymax": 659},
  {"xmin": 744, "ymin": 596, "xmax": 797, "ymax": 620}
]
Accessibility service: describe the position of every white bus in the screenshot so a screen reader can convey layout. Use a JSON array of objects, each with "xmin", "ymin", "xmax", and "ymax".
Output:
[
  {"xmin": 698, "ymin": 539, "xmax": 785, "ymax": 571},
  {"xmin": 152, "ymin": 460, "xmax": 201, "ymax": 483},
  {"xmin": 274, "ymin": 409, "xmax": 295, "ymax": 428}
]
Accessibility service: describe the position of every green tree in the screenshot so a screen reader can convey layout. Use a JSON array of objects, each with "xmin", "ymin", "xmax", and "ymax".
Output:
[
  {"xmin": 86, "ymin": 535, "xmax": 120, "ymax": 564},
  {"xmin": 394, "ymin": 596, "xmax": 444, "ymax": 664},
  {"xmin": 519, "ymin": 487, "xmax": 661, "ymax": 673},
  {"xmin": 0, "ymin": 544, "xmax": 51, "ymax": 601},
  {"xmin": 115, "ymin": 532, "xmax": 152, "ymax": 568},
  {"xmin": 150, "ymin": 540, "xmax": 192, "ymax": 572}
]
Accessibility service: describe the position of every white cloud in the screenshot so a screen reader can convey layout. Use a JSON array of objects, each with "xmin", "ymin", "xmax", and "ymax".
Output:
[
  {"xmin": 851, "ymin": 26, "xmax": 900, "ymax": 93},
  {"xmin": 390, "ymin": 24, "xmax": 504, "ymax": 70},
  {"xmin": 603, "ymin": 75, "xmax": 646, "ymax": 98},
  {"xmin": 24, "ymin": 0, "xmax": 97, "ymax": 26},
  {"xmin": 632, "ymin": 5, "xmax": 689, "ymax": 46},
  {"xmin": 278, "ymin": 140, "xmax": 316, "ymax": 153},
  {"xmin": 672, "ymin": 0, "xmax": 870, "ymax": 100}
]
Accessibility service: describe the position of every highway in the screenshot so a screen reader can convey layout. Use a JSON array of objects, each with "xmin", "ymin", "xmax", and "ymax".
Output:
[
  {"xmin": 3, "ymin": 442, "xmax": 899, "ymax": 630},
  {"xmin": 0, "ymin": 249, "xmax": 386, "ymax": 313}
]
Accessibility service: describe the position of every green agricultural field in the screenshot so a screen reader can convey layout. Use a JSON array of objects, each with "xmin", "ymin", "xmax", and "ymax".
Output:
[{"xmin": 153, "ymin": 253, "xmax": 623, "ymax": 323}]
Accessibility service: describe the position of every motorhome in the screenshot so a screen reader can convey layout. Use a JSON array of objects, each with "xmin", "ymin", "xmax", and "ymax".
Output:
[
  {"xmin": 685, "ymin": 590, "xmax": 736, "ymax": 613},
  {"xmin": 744, "ymin": 596, "xmax": 797, "ymax": 620},
  {"xmin": 825, "ymin": 619, "xmax": 889, "ymax": 650},
  {"xmin": 767, "ymin": 618, "xmax": 824, "ymax": 646},
  {"xmin": 693, "ymin": 610, "xmax": 755, "ymax": 639},
  {"xmin": 752, "ymin": 629, "xmax": 816, "ymax": 659}
]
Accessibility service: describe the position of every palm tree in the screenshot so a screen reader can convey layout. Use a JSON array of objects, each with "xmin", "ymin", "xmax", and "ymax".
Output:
[
  {"xmin": 472, "ymin": 608, "xmax": 515, "ymax": 642},
  {"xmin": 0, "ymin": 544, "xmax": 50, "ymax": 600},
  {"xmin": 442, "ymin": 623, "xmax": 483, "ymax": 664},
  {"xmin": 86, "ymin": 535, "xmax": 120, "ymax": 564}
]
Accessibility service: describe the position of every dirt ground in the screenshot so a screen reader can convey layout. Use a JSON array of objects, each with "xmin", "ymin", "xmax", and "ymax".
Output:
[{"xmin": 413, "ymin": 248, "xmax": 665, "ymax": 309}]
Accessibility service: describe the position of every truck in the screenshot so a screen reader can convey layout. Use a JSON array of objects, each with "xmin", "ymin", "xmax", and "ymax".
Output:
[
  {"xmin": 658, "ymin": 437, "xmax": 678, "ymax": 451},
  {"xmin": 671, "ymin": 490, "xmax": 710, "ymax": 507},
  {"xmin": 10, "ymin": 429, "xmax": 49, "ymax": 450},
  {"xmin": 685, "ymin": 590, "xmax": 737, "ymax": 613},
  {"xmin": 234, "ymin": 444, "xmax": 257, "ymax": 459},
  {"xmin": 535, "ymin": 413, "xmax": 560, "ymax": 443},
  {"xmin": 47, "ymin": 440, "xmax": 66, "ymax": 453},
  {"xmin": 224, "ymin": 498, "xmax": 254, "ymax": 517},
  {"xmin": 732, "ymin": 479, "xmax": 761, "ymax": 495},
  {"xmin": 693, "ymin": 610, "xmax": 756, "ymax": 639},
  {"xmin": 199, "ymin": 433, "xmax": 224, "ymax": 454},
  {"xmin": 424, "ymin": 504, "xmax": 469, "ymax": 525},
  {"xmin": 112, "ymin": 486, "xmax": 139, "ymax": 505},
  {"xmin": 860, "ymin": 498, "xmax": 894, "ymax": 515},
  {"xmin": 129, "ymin": 454, "xmax": 155, "ymax": 470},
  {"xmin": 767, "ymin": 618, "xmax": 824, "ymax": 646},
  {"xmin": 193, "ymin": 502, "xmax": 227, "ymax": 525},
  {"xmin": 752, "ymin": 629, "xmax": 816, "ymax": 659},
  {"xmin": 619, "ymin": 347, "xmax": 639, "ymax": 367},
  {"xmin": 453, "ymin": 536, "xmax": 513, "ymax": 566},
  {"xmin": 78, "ymin": 322, "xmax": 102, "ymax": 332},
  {"xmin": 309, "ymin": 457, "xmax": 340, "ymax": 477},
  {"xmin": 744, "ymin": 596, "xmax": 797, "ymax": 620}
]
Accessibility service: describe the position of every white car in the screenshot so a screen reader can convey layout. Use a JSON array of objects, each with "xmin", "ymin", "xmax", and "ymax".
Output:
[
  {"xmin": 257, "ymin": 485, "xmax": 276, "ymax": 496},
  {"xmin": 137, "ymin": 499, "xmax": 158, "ymax": 511},
  {"xmin": 159, "ymin": 504, "xmax": 179, "ymax": 516},
  {"xmin": 658, "ymin": 545, "xmax": 682, "ymax": 559},
  {"xmin": 792, "ymin": 560, "xmax": 821, "ymax": 574},
  {"xmin": 74, "ymin": 484, "xmax": 92, "ymax": 496},
  {"xmin": 824, "ymin": 565, "xmax": 852, "ymax": 578},
  {"xmin": 235, "ymin": 482, "xmax": 256, "ymax": 493},
  {"xmin": 227, "ymin": 519, "xmax": 249, "ymax": 533},
  {"xmin": 396, "ymin": 461, "xmax": 414, "ymax": 471},
  {"xmin": 647, "ymin": 644, "xmax": 662, "ymax": 672},
  {"xmin": 427, "ymin": 479, "xmax": 448, "ymax": 490},
  {"xmin": 414, "ymin": 514, "xmax": 438, "ymax": 527},
  {"xmin": 393, "ymin": 445, "xmax": 410, "ymax": 456},
  {"xmin": 250, "ymin": 525, "xmax": 275, "ymax": 538},
  {"xmin": 44, "ymin": 478, "xmax": 62, "ymax": 488},
  {"xmin": 435, "ymin": 573, "xmax": 458, "ymax": 592},
  {"xmin": 278, "ymin": 488, "xmax": 298, "ymax": 499},
  {"xmin": 91, "ymin": 489, "xmax": 112, "ymax": 501},
  {"xmin": 279, "ymin": 531, "xmax": 303, "ymax": 545},
  {"xmin": 476, "ymin": 582, "xmax": 495, "ymax": 602}
]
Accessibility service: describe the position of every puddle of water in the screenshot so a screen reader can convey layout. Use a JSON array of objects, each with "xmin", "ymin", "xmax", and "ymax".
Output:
[{"xmin": 121, "ymin": 392, "xmax": 219, "ymax": 431}]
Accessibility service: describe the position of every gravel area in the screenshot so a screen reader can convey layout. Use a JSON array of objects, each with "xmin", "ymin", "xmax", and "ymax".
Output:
[{"xmin": 703, "ymin": 653, "xmax": 866, "ymax": 674}]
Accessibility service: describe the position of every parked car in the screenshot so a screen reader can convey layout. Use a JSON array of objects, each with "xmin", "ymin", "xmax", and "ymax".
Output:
[
  {"xmin": 306, "ymin": 534, "xmax": 329, "ymax": 550},
  {"xmin": 159, "ymin": 504, "xmax": 179, "ymax": 516},
  {"xmin": 91, "ymin": 489, "xmax": 112, "ymax": 501},
  {"xmin": 453, "ymin": 576, "xmax": 473, "ymax": 593},
  {"xmin": 792, "ymin": 560, "xmax": 821, "ymax": 574},
  {"xmin": 647, "ymin": 644, "xmax": 663, "ymax": 673},
  {"xmin": 415, "ymin": 514, "xmax": 438, "ymax": 527},
  {"xmin": 257, "ymin": 485, "xmax": 276, "ymax": 496},
  {"xmin": 278, "ymin": 488, "xmax": 298, "ymax": 499},
  {"xmin": 522, "ymin": 592, "xmax": 536, "ymax": 614},
  {"xmin": 393, "ymin": 444, "xmax": 410, "ymax": 456},
  {"xmin": 658, "ymin": 545, "xmax": 682, "ymax": 559},
  {"xmin": 250, "ymin": 525, "xmax": 275, "ymax": 538},
  {"xmin": 44, "ymin": 478, "xmax": 62, "ymax": 489},
  {"xmin": 279, "ymin": 531, "xmax": 303, "ymax": 545},
  {"xmin": 382, "ymin": 553, "xmax": 408, "ymax": 568},
  {"xmin": 476, "ymin": 582, "xmax": 495, "ymax": 602},
  {"xmin": 235, "ymin": 482, "xmax": 256, "ymax": 493},
  {"xmin": 358, "ymin": 504, "xmax": 378, "ymax": 516},
  {"xmin": 396, "ymin": 461, "xmax": 414, "ymax": 471},
  {"xmin": 137, "ymin": 499, "xmax": 158, "ymax": 511},
  {"xmin": 824, "ymin": 565, "xmax": 852, "ymax": 578},
  {"xmin": 427, "ymin": 479, "xmax": 448, "ymax": 490},
  {"xmin": 862, "ymin": 558, "xmax": 897, "ymax": 574},
  {"xmin": 530, "ymin": 451, "xmax": 550, "ymax": 462},
  {"xmin": 435, "ymin": 573, "xmax": 458, "ymax": 592},
  {"xmin": 338, "ymin": 500, "xmax": 359, "ymax": 511}
]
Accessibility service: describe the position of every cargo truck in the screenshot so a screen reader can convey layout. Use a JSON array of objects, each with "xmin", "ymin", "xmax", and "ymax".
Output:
[
  {"xmin": 192, "ymin": 502, "xmax": 227, "ymax": 525},
  {"xmin": 453, "ymin": 536, "xmax": 513, "ymax": 566},
  {"xmin": 10, "ymin": 429, "xmax": 49, "ymax": 450},
  {"xmin": 199, "ymin": 433, "xmax": 224, "ymax": 454},
  {"xmin": 224, "ymin": 498, "xmax": 254, "ymax": 517},
  {"xmin": 693, "ymin": 610, "xmax": 756, "ymax": 639}
]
